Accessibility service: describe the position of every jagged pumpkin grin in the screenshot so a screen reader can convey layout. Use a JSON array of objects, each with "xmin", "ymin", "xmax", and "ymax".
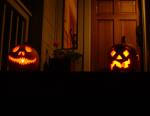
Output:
[
  {"xmin": 8, "ymin": 55, "xmax": 37, "ymax": 65},
  {"xmin": 110, "ymin": 59, "xmax": 131, "ymax": 70}
]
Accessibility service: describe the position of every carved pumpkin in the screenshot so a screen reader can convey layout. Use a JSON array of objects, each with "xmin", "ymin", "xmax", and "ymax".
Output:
[
  {"xmin": 8, "ymin": 45, "xmax": 39, "ymax": 71},
  {"xmin": 108, "ymin": 38, "xmax": 140, "ymax": 72}
]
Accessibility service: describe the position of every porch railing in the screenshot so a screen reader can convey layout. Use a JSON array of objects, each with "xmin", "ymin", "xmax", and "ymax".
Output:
[{"xmin": 0, "ymin": 0, "xmax": 32, "ymax": 71}]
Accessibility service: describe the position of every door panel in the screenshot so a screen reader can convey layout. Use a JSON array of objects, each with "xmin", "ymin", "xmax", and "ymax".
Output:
[
  {"xmin": 119, "ymin": 0, "xmax": 136, "ymax": 13},
  {"xmin": 91, "ymin": 0, "xmax": 139, "ymax": 71},
  {"xmin": 96, "ymin": 0, "xmax": 114, "ymax": 15},
  {"xmin": 119, "ymin": 20, "xmax": 137, "ymax": 47},
  {"xmin": 96, "ymin": 20, "xmax": 114, "ymax": 71}
]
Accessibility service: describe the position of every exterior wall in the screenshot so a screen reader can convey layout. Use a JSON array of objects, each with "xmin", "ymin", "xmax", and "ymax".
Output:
[
  {"xmin": 41, "ymin": 0, "xmax": 92, "ymax": 71},
  {"xmin": 83, "ymin": 0, "xmax": 91, "ymax": 72},
  {"xmin": 41, "ymin": 0, "xmax": 63, "ymax": 70},
  {"xmin": 77, "ymin": 0, "xmax": 91, "ymax": 72}
]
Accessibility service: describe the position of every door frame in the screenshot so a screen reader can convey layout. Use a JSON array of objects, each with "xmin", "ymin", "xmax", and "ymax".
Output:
[{"xmin": 141, "ymin": 0, "xmax": 148, "ymax": 72}]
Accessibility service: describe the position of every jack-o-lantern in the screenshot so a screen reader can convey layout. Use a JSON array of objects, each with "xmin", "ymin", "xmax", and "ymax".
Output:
[
  {"xmin": 8, "ymin": 45, "xmax": 39, "ymax": 71},
  {"xmin": 108, "ymin": 37, "xmax": 140, "ymax": 72}
]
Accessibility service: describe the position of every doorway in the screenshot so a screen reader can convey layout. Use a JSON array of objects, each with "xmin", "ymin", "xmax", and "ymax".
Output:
[{"xmin": 91, "ymin": 0, "xmax": 141, "ymax": 71}]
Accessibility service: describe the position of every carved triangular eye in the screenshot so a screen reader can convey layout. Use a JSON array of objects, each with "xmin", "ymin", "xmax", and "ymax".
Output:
[
  {"xmin": 12, "ymin": 46, "xmax": 20, "ymax": 53},
  {"xmin": 123, "ymin": 50, "xmax": 129, "ymax": 57},
  {"xmin": 111, "ymin": 50, "xmax": 116, "ymax": 57},
  {"xmin": 25, "ymin": 46, "xmax": 32, "ymax": 52}
]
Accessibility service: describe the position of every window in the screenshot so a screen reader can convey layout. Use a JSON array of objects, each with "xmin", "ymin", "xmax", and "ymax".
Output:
[{"xmin": 63, "ymin": 0, "xmax": 78, "ymax": 49}]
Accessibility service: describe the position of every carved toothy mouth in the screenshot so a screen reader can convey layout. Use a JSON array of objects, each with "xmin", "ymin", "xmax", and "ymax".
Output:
[
  {"xmin": 8, "ymin": 56, "xmax": 37, "ymax": 65},
  {"xmin": 110, "ymin": 59, "xmax": 131, "ymax": 70}
]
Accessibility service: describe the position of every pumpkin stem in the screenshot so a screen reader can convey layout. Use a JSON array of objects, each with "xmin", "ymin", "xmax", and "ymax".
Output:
[{"xmin": 121, "ymin": 36, "xmax": 126, "ymax": 44}]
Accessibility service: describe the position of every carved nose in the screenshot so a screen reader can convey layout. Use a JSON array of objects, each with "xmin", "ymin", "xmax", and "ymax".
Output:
[
  {"xmin": 18, "ymin": 51, "xmax": 25, "ymax": 56},
  {"xmin": 117, "ymin": 55, "xmax": 122, "ymax": 60}
]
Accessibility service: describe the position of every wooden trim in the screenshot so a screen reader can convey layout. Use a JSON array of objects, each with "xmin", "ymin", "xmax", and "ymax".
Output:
[
  {"xmin": 6, "ymin": 0, "xmax": 31, "ymax": 19},
  {"xmin": 82, "ymin": 0, "xmax": 85, "ymax": 71},
  {"xmin": 0, "ymin": 4, "xmax": 6, "ymax": 70},
  {"xmin": 6, "ymin": 0, "xmax": 32, "ymax": 17},
  {"xmin": 54, "ymin": 0, "xmax": 58, "ymax": 43},
  {"xmin": 8, "ymin": 10, "xmax": 14, "ymax": 52},
  {"xmin": 91, "ymin": 0, "xmax": 96, "ymax": 71},
  {"xmin": 21, "ymin": 20, "xmax": 25, "ymax": 44},
  {"xmin": 24, "ymin": 19, "xmax": 29, "ymax": 42},
  {"xmin": 15, "ymin": 16, "xmax": 19, "ymax": 45},
  {"xmin": 6, "ymin": 0, "xmax": 31, "ymax": 42},
  {"xmin": 141, "ymin": 0, "xmax": 148, "ymax": 72},
  {"xmin": 136, "ymin": 0, "xmax": 140, "ymax": 25},
  {"xmin": 15, "ymin": 0, "xmax": 32, "ymax": 16}
]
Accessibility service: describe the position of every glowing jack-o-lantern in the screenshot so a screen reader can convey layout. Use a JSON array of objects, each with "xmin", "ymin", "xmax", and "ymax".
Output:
[
  {"xmin": 108, "ymin": 42, "xmax": 139, "ymax": 72},
  {"xmin": 8, "ymin": 45, "xmax": 39, "ymax": 71}
]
